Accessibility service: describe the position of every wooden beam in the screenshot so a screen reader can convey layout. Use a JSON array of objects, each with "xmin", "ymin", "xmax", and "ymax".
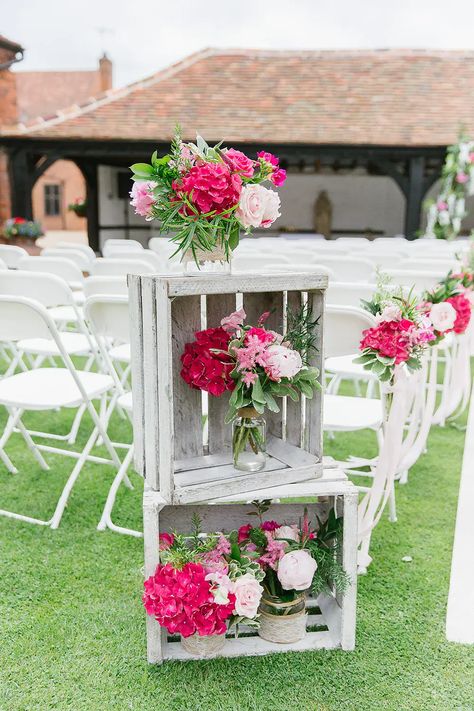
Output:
[
  {"xmin": 77, "ymin": 162, "xmax": 99, "ymax": 252},
  {"xmin": 8, "ymin": 148, "xmax": 33, "ymax": 219}
]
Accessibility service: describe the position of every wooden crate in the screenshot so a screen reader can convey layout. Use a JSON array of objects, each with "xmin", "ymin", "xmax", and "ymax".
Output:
[
  {"xmin": 129, "ymin": 273, "xmax": 327, "ymax": 503},
  {"xmin": 143, "ymin": 469, "xmax": 358, "ymax": 663}
]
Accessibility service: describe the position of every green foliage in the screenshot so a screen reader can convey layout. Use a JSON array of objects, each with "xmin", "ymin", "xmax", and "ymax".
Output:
[{"xmin": 284, "ymin": 303, "xmax": 319, "ymax": 363}]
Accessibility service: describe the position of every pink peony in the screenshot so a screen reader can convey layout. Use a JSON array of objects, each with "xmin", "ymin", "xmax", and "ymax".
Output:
[
  {"xmin": 429, "ymin": 301, "xmax": 457, "ymax": 333},
  {"xmin": 174, "ymin": 162, "xmax": 242, "ymax": 215},
  {"xmin": 223, "ymin": 148, "xmax": 255, "ymax": 178},
  {"xmin": 232, "ymin": 573, "xmax": 263, "ymax": 619},
  {"xmin": 265, "ymin": 344, "xmax": 302, "ymax": 380},
  {"xmin": 446, "ymin": 294, "xmax": 472, "ymax": 334},
  {"xmin": 277, "ymin": 549, "xmax": 317, "ymax": 591},
  {"xmin": 260, "ymin": 189, "xmax": 281, "ymax": 228},
  {"xmin": 221, "ymin": 308, "xmax": 246, "ymax": 333},
  {"xmin": 130, "ymin": 180, "xmax": 156, "ymax": 218}
]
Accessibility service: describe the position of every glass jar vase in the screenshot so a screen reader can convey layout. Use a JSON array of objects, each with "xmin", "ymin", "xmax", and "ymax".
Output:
[
  {"xmin": 232, "ymin": 407, "xmax": 266, "ymax": 472},
  {"xmin": 184, "ymin": 243, "xmax": 232, "ymax": 276},
  {"xmin": 257, "ymin": 592, "xmax": 307, "ymax": 644}
]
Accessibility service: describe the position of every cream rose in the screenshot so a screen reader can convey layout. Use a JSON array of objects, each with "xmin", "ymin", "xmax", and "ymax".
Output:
[
  {"xmin": 277, "ymin": 550, "xmax": 317, "ymax": 591},
  {"xmin": 429, "ymin": 301, "xmax": 457, "ymax": 332},
  {"xmin": 265, "ymin": 344, "xmax": 303, "ymax": 380},
  {"xmin": 260, "ymin": 188, "xmax": 281, "ymax": 228},
  {"xmin": 375, "ymin": 304, "xmax": 402, "ymax": 324},
  {"xmin": 232, "ymin": 573, "xmax": 263, "ymax": 619},
  {"xmin": 274, "ymin": 525, "xmax": 300, "ymax": 543},
  {"xmin": 236, "ymin": 184, "xmax": 281, "ymax": 229}
]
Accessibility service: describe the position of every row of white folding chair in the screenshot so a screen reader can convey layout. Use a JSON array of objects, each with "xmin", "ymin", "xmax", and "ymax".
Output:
[
  {"xmin": 0, "ymin": 294, "xmax": 124, "ymax": 529},
  {"xmin": 55, "ymin": 241, "xmax": 96, "ymax": 262},
  {"xmin": 102, "ymin": 239, "xmax": 144, "ymax": 257},
  {"xmin": 0, "ymin": 244, "xmax": 28, "ymax": 268},
  {"xmin": 83, "ymin": 275, "xmax": 128, "ymax": 297},
  {"xmin": 41, "ymin": 247, "xmax": 92, "ymax": 272},
  {"xmin": 17, "ymin": 255, "xmax": 85, "ymax": 294},
  {"xmin": 0, "ymin": 258, "xmax": 6, "ymax": 270}
]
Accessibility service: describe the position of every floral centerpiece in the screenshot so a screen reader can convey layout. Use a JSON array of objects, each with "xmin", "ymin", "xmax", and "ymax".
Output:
[
  {"xmin": 181, "ymin": 306, "xmax": 320, "ymax": 471},
  {"xmin": 355, "ymin": 278, "xmax": 436, "ymax": 383},
  {"xmin": 3, "ymin": 217, "xmax": 43, "ymax": 241},
  {"xmin": 68, "ymin": 197, "xmax": 87, "ymax": 218},
  {"xmin": 142, "ymin": 515, "xmax": 264, "ymax": 656},
  {"xmin": 130, "ymin": 127, "xmax": 286, "ymax": 271},
  {"xmin": 422, "ymin": 272, "xmax": 472, "ymax": 340},
  {"xmin": 237, "ymin": 503, "xmax": 349, "ymax": 643},
  {"xmin": 424, "ymin": 136, "xmax": 474, "ymax": 240}
]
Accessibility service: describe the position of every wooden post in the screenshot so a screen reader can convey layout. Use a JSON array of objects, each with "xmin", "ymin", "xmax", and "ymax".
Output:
[
  {"xmin": 9, "ymin": 148, "xmax": 33, "ymax": 219},
  {"xmin": 80, "ymin": 162, "xmax": 100, "ymax": 253},
  {"xmin": 404, "ymin": 156, "xmax": 425, "ymax": 240}
]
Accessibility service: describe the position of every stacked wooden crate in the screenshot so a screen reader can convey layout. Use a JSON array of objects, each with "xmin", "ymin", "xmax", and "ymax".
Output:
[{"xmin": 129, "ymin": 272, "xmax": 358, "ymax": 663}]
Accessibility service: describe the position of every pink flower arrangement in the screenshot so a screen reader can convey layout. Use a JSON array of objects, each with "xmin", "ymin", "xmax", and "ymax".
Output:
[
  {"xmin": 180, "ymin": 327, "xmax": 235, "ymax": 397},
  {"xmin": 130, "ymin": 129, "xmax": 287, "ymax": 265}
]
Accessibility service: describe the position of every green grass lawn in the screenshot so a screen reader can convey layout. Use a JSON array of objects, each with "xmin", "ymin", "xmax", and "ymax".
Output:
[{"xmin": 1, "ymin": 389, "xmax": 473, "ymax": 710}]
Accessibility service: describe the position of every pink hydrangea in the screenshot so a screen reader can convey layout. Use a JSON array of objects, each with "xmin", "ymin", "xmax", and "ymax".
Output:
[
  {"xmin": 130, "ymin": 180, "xmax": 156, "ymax": 218},
  {"xmin": 242, "ymin": 371, "xmax": 258, "ymax": 387},
  {"xmin": 447, "ymin": 294, "xmax": 472, "ymax": 334},
  {"xmin": 174, "ymin": 162, "xmax": 242, "ymax": 215},
  {"xmin": 360, "ymin": 319, "xmax": 416, "ymax": 365},
  {"xmin": 223, "ymin": 148, "xmax": 255, "ymax": 178}
]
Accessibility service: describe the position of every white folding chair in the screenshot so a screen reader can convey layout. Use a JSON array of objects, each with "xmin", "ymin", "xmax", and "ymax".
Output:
[
  {"xmin": 317, "ymin": 257, "xmax": 375, "ymax": 282},
  {"xmin": 56, "ymin": 241, "xmax": 97, "ymax": 263},
  {"xmin": 83, "ymin": 276, "xmax": 128, "ymax": 298},
  {"xmin": 0, "ymin": 244, "xmax": 28, "ymax": 269},
  {"xmin": 105, "ymin": 249, "xmax": 162, "ymax": 270},
  {"xmin": 18, "ymin": 255, "xmax": 85, "ymax": 296},
  {"xmin": 41, "ymin": 247, "xmax": 91, "ymax": 273},
  {"xmin": 89, "ymin": 258, "xmax": 155, "ymax": 276},
  {"xmin": 84, "ymin": 295, "xmax": 140, "ymax": 537},
  {"xmin": 384, "ymin": 269, "xmax": 444, "ymax": 292},
  {"xmin": 326, "ymin": 282, "xmax": 376, "ymax": 308},
  {"xmin": 0, "ymin": 295, "xmax": 123, "ymax": 529},
  {"xmin": 102, "ymin": 239, "xmax": 143, "ymax": 257}
]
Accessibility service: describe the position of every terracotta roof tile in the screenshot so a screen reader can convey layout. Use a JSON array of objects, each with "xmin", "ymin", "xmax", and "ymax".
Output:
[{"xmin": 6, "ymin": 48, "xmax": 474, "ymax": 146}]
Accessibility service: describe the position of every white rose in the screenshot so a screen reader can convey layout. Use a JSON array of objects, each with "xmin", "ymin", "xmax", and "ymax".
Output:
[
  {"xmin": 277, "ymin": 550, "xmax": 317, "ymax": 591},
  {"xmin": 429, "ymin": 301, "xmax": 457, "ymax": 332},
  {"xmin": 265, "ymin": 344, "xmax": 302, "ymax": 380},
  {"xmin": 274, "ymin": 525, "xmax": 300, "ymax": 543},
  {"xmin": 260, "ymin": 188, "xmax": 281, "ymax": 228},
  {"xmin": 236, "ymin": 184, "xmax": 267, "ymax": 228},
  {"xmin": 232, "ymin": 573, "xmax": 263, "ymax": 619}
]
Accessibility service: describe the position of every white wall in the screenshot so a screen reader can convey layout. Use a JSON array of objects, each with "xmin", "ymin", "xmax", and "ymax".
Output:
[
  {"xmin": 98, "ymin": 165, "xmax": 153, "ymax": 249},
  {"xmin": 277, "ymin": 172, "xmax": 405, "ymax": 236}
]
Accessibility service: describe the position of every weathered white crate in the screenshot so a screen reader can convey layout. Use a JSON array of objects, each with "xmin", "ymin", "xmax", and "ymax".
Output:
[
  {"xmin": 143, "ymin": 469, "xmax": 358, "ymax": 663},
  {"xmin": 129, "ymin": 273, "xmax": 327, "ymax": 504}
]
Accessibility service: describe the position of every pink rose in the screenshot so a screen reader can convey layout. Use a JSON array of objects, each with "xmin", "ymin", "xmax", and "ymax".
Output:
[
  {"xmin": 232, "ymin": 573, "xmax": 263, "ymax": 619},
  {"xmin": 236, "ymin": 184, "xmax": 267, "ymax": 228},
  {"xmin": 429, "ymin": 301, "xmax": 457, "ymax": 333},
  {"xmin": 221, "ymin": 308, "xmax": 246, "ymax": 333},
  {"xmin": 130, "ymin": 180, "xmax": 156, "ymax": 218},
  {"xmin": 277, "ymin": 549, "xmax": 317, "ymax": 591},
  {"xmin": 270, "ymin": 168, "xmax": 287, "ymax": 186},
  {"xmin": 456, "ymin": 171, "xmax": 469, "ymax": 184},
  {"xmin": 260, "ymin": 188, "xmax": 281, "ymax": 228},
  {"xmin": 436, "ymin": 200, "xmax": 448, "ymax": 211},
  {"xmin": 223, "ymin": 148, "xmax": 255, "ymax": 178},
  {"xmin": 274, "ymin": 525, "xmax": 300, "ymax": 543},
  {"xmin": 375, "ymin": 304, "xmax": 402, "ymax": 324},
  {"xmin": 265, "ymin": 344, "xmax": 302, "ymax": 380}
]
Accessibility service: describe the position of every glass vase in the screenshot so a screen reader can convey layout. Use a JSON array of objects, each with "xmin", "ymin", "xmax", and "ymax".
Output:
[
  {"xmin": 184, "ymin": 244, "xmax": 232, "ymax": 276},
  {"xmin": 232, "ymin": 407, "xmax": 266, "ymax": 472},
  {"xmin": 257, "ymin": 592, "xmax": 307, "ymax": 644}
]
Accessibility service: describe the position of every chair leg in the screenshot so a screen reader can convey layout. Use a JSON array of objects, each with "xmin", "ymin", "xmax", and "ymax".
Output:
[
  {"xmin": 12, "ymin": 410, "xmax": 50, "ymax": 471},
  {"xmin": 97, "ymin": 445, "xmax": 142, "ymax": 537},
  {"xmin": 0, "ymin": 410, "xmax": 22, "ymax": 474}
]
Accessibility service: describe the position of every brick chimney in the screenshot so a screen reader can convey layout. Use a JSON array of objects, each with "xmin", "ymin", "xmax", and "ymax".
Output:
[
  {"xmin": 0, "ymin": 36, "xmax": 24, "ymax": 126},
  {"xmin": 99, "ymin": 53, "xmax": 112, "ymax": 92}
]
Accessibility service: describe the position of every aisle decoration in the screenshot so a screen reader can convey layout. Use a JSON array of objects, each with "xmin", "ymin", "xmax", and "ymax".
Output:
[
  {"xmin": 130, "ymin": 127, "xmax": 286, "ymax": 271},
  {"xmin": 181, "ymin": 306, "xmax": 320, "ymax": 471},
  {"xmin": 3, "ymin": 217, "xmax": 43, "ymax": 241},
  {"xmin": 238, "ymin": 503, "xmax": 349, "ymax": 643},
  {"xmin": 422, "ymin": 273, "xmax": 472, "ymax": 341},
  {"xmin": 142, "ymin": 515, "xmax": 264, "ymax": 656},
  {"xmin": 424, "ymin": 136, "xmax": 474, "ymax": 240},
  {"xmin": 355, "ymin": 279, "xmax": 436, "ymax": 383}
]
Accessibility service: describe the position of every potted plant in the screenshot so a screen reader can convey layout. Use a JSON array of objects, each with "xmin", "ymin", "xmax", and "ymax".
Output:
[
  {"xmin": 68, "ymin": 197, "xmax": 87, "ymax": 218},
  {"xmin": 1, "ymin": 217, "xmax": 43, "ymax": 249}
]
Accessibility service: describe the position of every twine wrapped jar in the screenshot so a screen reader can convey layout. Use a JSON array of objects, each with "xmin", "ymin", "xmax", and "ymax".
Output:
[
  {"xmin": 257, "ymin": 593, "xmax": 307, "ymax": 644},
  {"xmin": 180, "ymin": 632, "xmax": 226, "ymax": 657}
]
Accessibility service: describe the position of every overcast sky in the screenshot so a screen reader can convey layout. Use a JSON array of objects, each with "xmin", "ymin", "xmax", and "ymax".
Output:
[{"xmin": 4, "ymin": 0, "xmax": 474, "ymax": 87}]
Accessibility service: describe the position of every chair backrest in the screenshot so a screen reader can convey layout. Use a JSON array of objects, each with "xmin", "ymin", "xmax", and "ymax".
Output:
[
  {"xmin": 326, "ymin": 281, "xmax": 376, "ymax": 307},
  {"xmin": 324, "ymin": 305, "xmax": 376, "ymax": 358},
  {"xmin": 0, "ymin": 257, "xmax": 7, "ymax": 270},
  {"xmin": 0, "ymin": 269, "xmax": 74, "ymax": 307},
  {"xmin": 56, "ymin": 242, "xmax": 96, "ymax": 262},
  {"xmin": 317, "ymin": 257, "xmax": 375, "ymax": 282},
  {"xmin": 105, "ymin": 249, "xmax": 162, "ymax": 270},
  {"xmin": 264, "ymin": 264, "xmax": 335, "ymax": 279},
  {"xmin": 18, "ymin": 255, "xmax": 85, "ymax": 286},
  {"xmin": 103, "ymin": 239, "xmax": 143, "ymax": 257},
  {"xmin": 232, "ymin": 254, "xmax": 292, "ymax": 271},
  {"xmin": 84, "ymin": 295, "xmax": 130, "ymax": 343},
  {"xmin": 335, "ymin": 237, "xmax": 371, "ymax": 246},
  {"xmin": 0, "ymin": 295, "xmax": 60, "ymax": 341},
  {"xmin": 0, "ymin": 244, "xmax": 28, "ymax": 268},
  {"xmin": 83, "ymin": 275, "xmax": 128, "ymax": 298},
  {"xmin": 384, "ymin": 269, "xmax": 443, "ymax": 292},
  {"xmin": 89, "ymin": 258, "xmax": 156, "ymax": 276},
  {"xmin": 148, "ymin": 237, "xmax": 180, "ymax": 260},
  {"xmin": 41, "ymin": 248, "xmax": 90, "ymax": 272}
]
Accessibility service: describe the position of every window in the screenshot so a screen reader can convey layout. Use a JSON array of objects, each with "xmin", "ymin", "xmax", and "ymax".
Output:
[{"xmin": 44, "ymin": 184, "xmax": 61, "ymax": 216}]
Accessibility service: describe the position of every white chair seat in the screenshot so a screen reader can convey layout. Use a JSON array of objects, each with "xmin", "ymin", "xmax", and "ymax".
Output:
[
  {"xmin": 324, "ymin": 394, "xmax": 383, "ymax": 431},
  {"xmin": 109, "ymin": 343, "xmax": 131, "ymax": 362},
  {"xmin": 325, "ymin": 354, "xmax": 377, "ymax": 380},
  {"xmin": 118, "ymin": 391, "xmax": 133, "ymax": 412},
  {"xmin": 0, "ymin": 368, "xmax": 113, "ymax": 409},
  {"xmin": 72, "ymin": 290, "xmax": 85, "ymax": 305},
  {"xmin": 48, "ymin": 305, "xmax": 82, "ymax": 323},
  {"xmin": 17, "ymin": 332, "xmax": 92, "ymax": 357}
]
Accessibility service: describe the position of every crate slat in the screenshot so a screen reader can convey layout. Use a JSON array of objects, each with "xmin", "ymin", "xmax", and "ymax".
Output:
[{"xmin": 128, "ymin": 274, "xmax": 145, "ymax": 477}]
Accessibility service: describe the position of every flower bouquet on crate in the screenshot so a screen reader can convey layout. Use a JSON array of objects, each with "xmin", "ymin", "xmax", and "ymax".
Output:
[
  {"xmin": 421, "ymin": 272, "xmax": 472, "ymax": 342},
  {"xmin": 142, "ymin": 516, "xmax": 264, "ymax": 657},
  {"xmin": 3, "ymin": 217, "xmax": 43, "ymax": 241},
  {"xmin": 129, "ymin": 126, "xmax": 286, "ymax": 272},
  {"xmin": 355, "ymin": 277, "xmax": 435, "ymax": 385},
  {"xmin": 181, "ymin": 306, "xmax": 320, "ymax": 472},
  {"xmin": 237, "ymin": 503, "xmax": 349, "ymax": 644},
  {"xmin": 68, "ymin": 197, "xmax": 87, "ymax": 218}
]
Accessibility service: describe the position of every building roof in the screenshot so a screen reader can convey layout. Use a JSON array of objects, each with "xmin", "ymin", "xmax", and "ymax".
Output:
[
  {"xmin": 14, "ymin": 70, "xmax": 104, "ymax": 123},
  {"xmin": 0, "ymin": 35, "xmax": 24, "ymax": 53},
  {"xmin": 4, "ymin": 48, "xmax": 474, "ymax": 146}
]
